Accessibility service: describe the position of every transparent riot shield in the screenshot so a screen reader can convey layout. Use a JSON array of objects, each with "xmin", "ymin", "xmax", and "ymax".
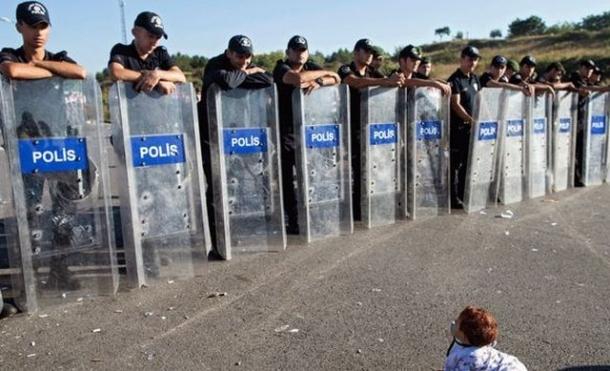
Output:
[
  {"xmin": 292, "ymin": 85, "xmax": 353, "ymax": 241},
  {"xmin": 551, "ymin": 91, "xmax": 578, "ymax": 192},
  {"xmin": 359, "ymin": 87, "xmax": 403, "ymax": 228},
  {"xmin": 0, "ymin": 130, "xmax": 13, "ymax": 219},
  {"xmin": 526, "ymin": 93, "xmax": 552, "ymax": 199},
  {"xmin": 110, "ymin": 82, "xmax": 210, "ymax": 288},
  {"xmin": 0, "ymin": 87, "xmax": 16, "ymax": 304},
  {"xmin": 407, "ymin": 87, "xmax": 450, "ymax": 219},
  {"xmin": 498, "ymin": 90, "xmax": 527, "ymax": 205},
  {"xmin": 207, "ymin": 85, "xmax": 286, "ymax": 259},
  {"xmin": 463, "ymin": 88, "xmax": 505, "ymax": 213},
  {"xmin": 0, "ymin": 77, "xmax": 117, "ymax": 312},
  {"xmin": 582, "ymin": 92, "xmax": 609, "ymax": 186}
]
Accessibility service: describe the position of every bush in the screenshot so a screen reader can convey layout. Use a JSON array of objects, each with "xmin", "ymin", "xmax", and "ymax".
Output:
[{"xmin": 508, "ymin": 16, "xmax": 546, "ymax": 37}]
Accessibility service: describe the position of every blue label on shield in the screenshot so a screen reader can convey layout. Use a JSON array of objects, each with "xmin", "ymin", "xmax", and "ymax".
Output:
[
  {"xmin": 223, "ymin": 128, "xmax": 268, "ymax": 155},
  {"xmin": 305, "ymin": 124, "xmax": 340, "ymax": 148},
  {"xmin": 506, "ymin": 119, "xmax": 524, "ymax": 137},
  {"xmin": 533, "ymin": 118, "xmax": 546, "ymax": 135},
  {"xmin": 559, "ymin": 118, "xmax": 571, "ymax": 133},
  {"xmin": 478, "ymin": 121, "xmax": 498, "ymax": 141},
  {"xmin": 131, "ymin": 134, "xmax": 186, "ymax": 167},
  {"xmin": 591, "ymin": 115, "xmax": 607, "ymax": 135},
  {"xmin": 369, "ymin": 123, "xmax": 397, "ymax": 145},
  {"xmin": 19, "ymin": 137, "xmax": 88, "ymax": 174},
  {"xmin": 416, "ymin": 120, "xmax": 442, "ymax": 141}
]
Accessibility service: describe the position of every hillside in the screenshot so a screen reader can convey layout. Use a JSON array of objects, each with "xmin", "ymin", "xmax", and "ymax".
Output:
[{"xmin": 419, "ymin": 28, "xmax": 610, "ymax": 80}]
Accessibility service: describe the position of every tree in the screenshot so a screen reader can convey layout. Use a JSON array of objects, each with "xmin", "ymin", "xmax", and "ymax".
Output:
[
  {"xmin": 454, "ymin": 31, "xmax": 464, "ymax": 40},
  {"xmin": 508, "ymin": 16, "xmax": 546, "ymax": 37},
  {"xmin": 545, "ymin": 22, "xmax": 576, "ymax": 34},
  {"xmin": 434, "ymin": 27, "xmax": 451, "ymax": 41},
  {"xmin": 490, "ymin": 29, "xmax": 503, "ymax": 38},
  {"xmin": 580, "ymin": 11, "xmax": 610, "ymax": 31},
  {"xmin": 325, "ymin": 48, "xmax": 352, "ymax": 65}
]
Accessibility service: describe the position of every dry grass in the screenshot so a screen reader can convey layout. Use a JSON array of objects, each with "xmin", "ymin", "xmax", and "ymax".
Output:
[{"xmin": 425, "ymin": 29, "xmax": 610, "ymax": 80}]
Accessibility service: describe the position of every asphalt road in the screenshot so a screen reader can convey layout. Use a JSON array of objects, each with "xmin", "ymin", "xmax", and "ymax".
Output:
[{"xmin": 1, "ymin": 186, "xmax": 609, "ymax": 371}]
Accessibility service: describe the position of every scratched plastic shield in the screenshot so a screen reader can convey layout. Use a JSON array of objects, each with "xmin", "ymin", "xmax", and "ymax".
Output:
[
  {"xmin": 0, "ymin": 76, "xmax": 117, "ymax": 312},
  {"xmin": 498, "ymin": 90, "xmax": 527, "ymax": 205},
  {"xmin": 110, "ymin": 82, "xmax": 210, "ymax": 287},
  {"xmin": 360, "ymin": 87, "xmax": 403, "ymax": 228},
  {"xmin": 407, "ymin": 87, "xmax": 450, "ymax": 219},
  {"xmin": 551, "ymin": 91, "xmax": 577, "ymax": 192},
  {"xmin": 207, "ymin": 85, "xmax": 285, "ymax": 259},
  {"xmin": 581, "ymin": 92, "xmax": 609, "ymax": 186},
  {"xmin": 463, "ymin": 88, "xmax": 505, "ymax": 213},
  {"xmin": 526, "ymin": 93, "xmax": 551, "ymax": 199},
  {"xmin": 292, "ymin": 85, "xmax": 353, "ymax": 241}
]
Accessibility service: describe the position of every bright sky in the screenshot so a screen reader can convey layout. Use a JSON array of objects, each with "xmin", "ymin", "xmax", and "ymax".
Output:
[{"xmin": 1, "ymin": 1, "xmax": 607, "ymax": 74}]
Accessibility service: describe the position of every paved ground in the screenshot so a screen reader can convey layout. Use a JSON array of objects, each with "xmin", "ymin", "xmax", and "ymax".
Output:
[{"xmin": 1, "ymin": 186, "xmax": 609, "ymax": 371}]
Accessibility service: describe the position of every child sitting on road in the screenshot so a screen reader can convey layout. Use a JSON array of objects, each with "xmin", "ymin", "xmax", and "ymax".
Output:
[{"xmin": 445, "ymin": 305, "xmax": 527, "ymax": 371}]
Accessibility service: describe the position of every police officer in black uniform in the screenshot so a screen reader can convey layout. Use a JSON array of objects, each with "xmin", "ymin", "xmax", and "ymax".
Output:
[
  {"xmin": 388, "ymin": 45, "xmax": 451, "ymax": 94},
  {"xmin": 273, "ymin": 36, "xmax": 340, "ymax": 234},
  {"xmin": 0, "ymin": 1, "xmax": 85, "ymax": 79},
  {"xmin": 416, "ymin": 56, "xmax": 432, "ymax": 79},
  {"xmin": 503, "ymin": 59, "xmax": 519, "ymax": 82},
  {"xmin": 480, "ymin": 56, "xmax": 509, "ymax": 87},
  {"xmin": 198, "ymin": 35, "xmax": 272, "ymax": 254},
  {"xmin": 447, "ymin": 46, "xmax": 482, "ymax": 209},
  {"xmin": 480, "ymin": 55, "xmax": 533, "ymax": 95},
  {"xmin": 509, "ymin": 55, "xmax": 554, "ymax": 95},
  {"xmin": 0, "ymin": 2, "xmax": 91, "ymax": 293},
  {"xmin": 589, "ymin": 67, "xmax": 603, "ymax": 86},
  {"xmin": 569, "ymin": 60, "xmax": 610, "ymax": 185},
  {"xmin": 536, "ymin": 62, "xmax": 576, "ymax": 90},
  {"xmin": 338, "ymin": 38, "xmax": 404, "ymax": 220},
  {"xmin": 369, "ymin": 46, "xmax": 385, "ymax": 76},
  {"xmin": 108, "ymin": 11, "xmax": 185, "ymax": 94}
]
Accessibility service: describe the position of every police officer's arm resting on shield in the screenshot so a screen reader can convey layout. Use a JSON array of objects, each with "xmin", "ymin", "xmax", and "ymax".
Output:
[
  {"xmin": 108, "ymin": 12, "xmax": 185, "ymax": 95},
  {"xmin": 275, "ymin": 36, "xmax": 340, "ymax": 95},
  {"xmin": 388, "ymin": 45, "xmax": 451, "ymax": 96},
  {"xmin": 0, "ymin": 1, "xmax": 86, "ymax": 80},
  {"xmin": 202, "ymin": 35, "xmax": 273, "ymax": 91},
  {"xmin": 508, "ymin": 56, "xmax": 553, "ymax": 96},
  {"xmin": 448, "ymin": 47, "xmax": 482, "ymax": 125},
  {"xmin": 570, "ymin": 60, "xmax": 610, "ymax": 95},
  {"xmin": 339, "ymin": 39, "xmax": 405, "ymax": 89}
]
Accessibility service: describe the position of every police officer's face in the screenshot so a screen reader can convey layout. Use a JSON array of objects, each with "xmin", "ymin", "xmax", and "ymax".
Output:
[
  {"xmin": 354, "ymin": 49, "xmax": 373, "ymax": 66},
  {"xmin": 17, "ymin": 22, "xmax": 50, "ymax": 49},
  {"xmin": 227, "ymin": 50, "xmax": 252, "ymax": 70},
  {"xmin": 490, "ymin": 65, "xmax": 506, "ymax": 79},
  {"xmin": 132, "ymin": 27, "xmax": 161, "ymax": 54},
  {"xmin": 549, "ymin": 69, "xmax": 563, "ymax": 82},
  {"xmin": 460, "ymin": 56, "xmax": 479, "ymax": 73},
  {"xmin": 591, "ymin": 72, "xmax": 601, "ymax": 83},
  {"xmin": 580, "ymin": 66, "xmax": 593, "ymax": 79},
  {"xmin": 407, "ymin": 57, "xmax": 420, "ymax": 73},
  {"xmin": 521, "ymin": 64, "xmax": 535, "ymax": 78},
  {"xmin": 370, "ymin": 56, "xmax": 383, "ymax": 69},
  {"xmin": 287, "ymin": 48, "xmax": 309, "ymax": 65},
  {"xmin": 418, "ymin": 62, "xmax": 432, "ymax": 77}
]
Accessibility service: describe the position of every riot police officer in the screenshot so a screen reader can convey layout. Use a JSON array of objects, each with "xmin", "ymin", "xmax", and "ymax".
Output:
[
  {"xmin": 108, "ymin": 11, "xmax": 186, "ymax": 94},
  {"xmin": 0, "ymin": 2, "xmax": 91, "ymax": 293},
  {"xmin": 447, "ymin": 46, "xmax": 481, "ymax": 209},
  {"xmin": 273, "ymin": 36, "xmax": 340, "ymax": 234},
  {"xmin": 198, "ymin": 35, "xmax": 272, "ymax": 254},
  {"xmin": 338, "ymin": 38, "xmax": 404, "ymax": 220}
]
